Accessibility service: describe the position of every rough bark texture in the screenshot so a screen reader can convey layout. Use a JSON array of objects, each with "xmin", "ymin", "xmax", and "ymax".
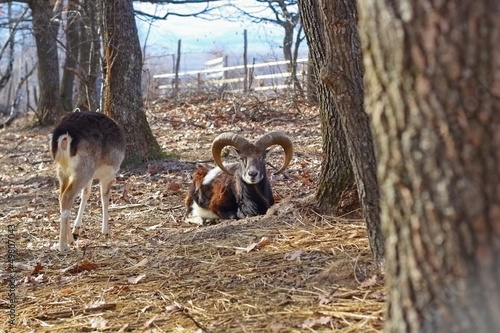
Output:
[
  {"xmin": 29, "ymin": 0, "xmax": 63, "ymax": 124},
  {"xmin": 359, "ymin": 1, "xmax": 500, "ymax": 332},
  {"xmin": 320, "ymin": 0, "xmax": 383, "ymax": 263},
  {"xmin": 77, "ymin": 0, "xmax": 100, "ymax": 111},
  {"xmin": 298, "ymin": 1, "xmax": 354, "ymax": 215},
  {"xmin": 100, "ymin": 0, "xmax": 162, "ymax": 166},
  {"xmin": 305, "ymin": 52, "xmax": 318, "ymax": 105},
  {"xmin": 60, "ymin": 0, "xmax": 80, "ymax": 110},
  {"xmin": 300, "ymin": 0, "xmax": 384, "ymax": 263}
]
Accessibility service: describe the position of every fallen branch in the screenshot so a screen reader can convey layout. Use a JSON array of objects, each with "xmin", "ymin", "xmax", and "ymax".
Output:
[
  {"xmin": 109, "ymin": 203, "xmax": 146, "ymax": 211},
  {"xmin": 36, "ymin": 303, "xmax": 117, "ymax": 320}
]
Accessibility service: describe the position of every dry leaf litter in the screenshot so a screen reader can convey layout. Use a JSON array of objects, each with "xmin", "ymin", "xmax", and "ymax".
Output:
[{"xmin": 0, "ymin": 93, "xmax": 385, "ymax": 332}]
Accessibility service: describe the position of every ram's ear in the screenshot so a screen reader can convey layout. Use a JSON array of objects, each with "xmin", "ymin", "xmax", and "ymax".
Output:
[
  {"xmin": 265, "ymin": 145, "xmax": 278, "ymax": 157},
  {"xmin": 225, "ymin": 146, "xmax": 240, "ymax": 158}
]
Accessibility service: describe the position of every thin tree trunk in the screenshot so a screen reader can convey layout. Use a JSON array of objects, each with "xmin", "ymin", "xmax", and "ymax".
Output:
[
  {"xmin": 0, "ymin": 3, "xmax": 15, "ymax": 91},
  {"xmin": 174, "ymin": 39, "xmax": 181, "ymax": 96},
  {"xmin": 243, "ymin": 29, "xmax": 248, "ymax": 93},
  {"xmin": 359, "ymin": 1, "xmax": 500, "ymax": 331},
  {"xmin": 291, "ymin": 25, "xmax": 304, "ymax": 96},
  {"xmin": 77, "ymin": 0, "xmax": 100, "ymax": 111},
  {"xmin": 60, "ymin": 0, "xmax": 80, "ymax": 110},
  {"xmin": 305, "ymin": 50, "xmax": 318, "ymax": 105}
]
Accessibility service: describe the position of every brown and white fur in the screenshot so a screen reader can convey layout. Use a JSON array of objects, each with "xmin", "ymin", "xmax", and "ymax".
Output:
[
  {"xmin": 50, "ymin": 110, "xmax": 125, "ymax": 251},
  {"xmin": 185, "ymin": 132, "xmax": 293, "ymax": 225}
]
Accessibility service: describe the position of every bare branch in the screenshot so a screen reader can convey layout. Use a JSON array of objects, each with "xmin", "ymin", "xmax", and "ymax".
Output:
[
  {"xmin": 134, "ymin": 0, "xmax": 221, "ymax": 4},
  {"xmin": 133, "ymin": 0, "xmax": 224, "ymax": 20}
]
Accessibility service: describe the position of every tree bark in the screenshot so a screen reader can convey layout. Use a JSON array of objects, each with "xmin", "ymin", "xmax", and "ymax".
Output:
[
  {"xmin": 305, "ymin": 51, "xmax": 318, "ymax": 105},
  {"xmin": 298, "ymin": 1, "xmax": 354, "ymax": 216},
  {"xmin": 76, "ymin": 0, "xmax": 100, "ymax": 111},
  {"xmin": 299, "ymin": 0, "xmax": 384, "ymax": 263},
  {"xmin": 359, "ymin": 1, "xmax": 500, "ymax": 331},
  {"xmin": 0, "ymin": 2, "xmax": 14, "ymax": 92},
  {"xmin": 100, "ymin": 0, "xmax": 163, "ymax": 166},
  {"xmin": 60, "ymin": 0, "xmax": 80, "ymax": 110},
  {"xmin": 29, "ymin": 0, "xmax": 64, "ymax": 124},
  {"xmin": 320, "ymin": 0, "xmax": 383, "ymax": 263}
]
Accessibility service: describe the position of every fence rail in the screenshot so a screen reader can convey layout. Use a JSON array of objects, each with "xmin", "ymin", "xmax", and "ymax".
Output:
[{"xmin": 153, "ymin": 57, "xmax": 308, "ymax": 95}]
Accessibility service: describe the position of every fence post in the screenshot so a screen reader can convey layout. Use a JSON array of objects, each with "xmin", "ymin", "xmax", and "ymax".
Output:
[
  {"xmin": 174, "ymin": 39, "xmax": 181, "ymax": 96},
  {"xmin": 243, "ymin": 29, "xmax": 248, "ymax": 93}
]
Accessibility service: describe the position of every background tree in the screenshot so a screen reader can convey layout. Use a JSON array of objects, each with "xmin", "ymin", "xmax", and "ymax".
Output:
[
  {"xmin": 59, "ymin": 0, "xmax": 79, "ymax": 110},
  {"xmin": 75, "ymin": 0, "xmax": 100, "ymax": 111},
  {"xmin": 298, "ymin": 0, "xmax": 383, "ymax": 263},
  {"xmin": 226, "ymin": 0, "xmax": 305, "ymax": 90},
  {"xmin": 0, "ymin": 4, "xmax": 35, "ymax": 127},
  {"xmin": 0, "ymin": 3, "xmax": 15, "ymax": 92},
  {"xmin": 0, "ymin": 0, "xmax": 220, "ymax": 126},
  {"xmin": 99, "ymin": 0, "xmax": 163, "ymax": 165},
  {"xmin": 359, "ymin": 1, "xmax": 500, "ymax": 331},
  {"xmin": 28, "ymin": 0, "xmax": 64, "ymax": 123}
]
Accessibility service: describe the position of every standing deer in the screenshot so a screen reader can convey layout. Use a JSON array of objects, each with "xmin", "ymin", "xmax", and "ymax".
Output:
[{"xmin": 50, "ymin": 110, "xmax": 125, "ymax": 251}]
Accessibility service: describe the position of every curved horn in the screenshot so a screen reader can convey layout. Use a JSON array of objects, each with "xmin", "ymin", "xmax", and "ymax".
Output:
[
  {"xmin": 212, "ymin": 132, "xmax": 250, "ymax": 175},
  {"xmin": 255, "ymin": 131, "xmax": 294, "ymax": 174}
]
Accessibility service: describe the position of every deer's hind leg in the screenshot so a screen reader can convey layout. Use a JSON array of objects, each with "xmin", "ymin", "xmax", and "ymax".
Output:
[
  {"xmin": 58, "ymin": 167, "xmax": 93, "ymax": 251},
  {"xmin": 99, "ymin": 175, "xmax": 115, "ymax": 236},
  {"xmin": 72, "ymin": 179, "xmax": 93, "ymax": 239}
]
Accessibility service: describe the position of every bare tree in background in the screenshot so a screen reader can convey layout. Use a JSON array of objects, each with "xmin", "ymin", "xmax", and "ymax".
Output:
[
  {"xmin": 226, "ymin": 0, "xmax": 305, "ymax": 91},
  {"xmin": 29, "ymin": 0, "xmax": 64, "ymax": 124},
  {"xmin": 0, "ymin": 2, "xmax": 16, "ymax": 92},
  {"xmin": 59, "ymin": 0, "xmax": 79, "ymax": 110},
  {"xmin": 75, "ymin": 0, "xmax": 100, "ymax": 111},
  {"xmin": 0, "ymin": 0, "xmax": 222, "ymax": 126},
  {"xmin": 0, "ymin": 4, "xmax": 35, "ymax": 127}
]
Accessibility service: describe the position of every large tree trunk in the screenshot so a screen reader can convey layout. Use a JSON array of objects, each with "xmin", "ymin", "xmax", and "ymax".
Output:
[
  {"xmin": 99, "ymin": 0, "xmax": 163, "ymax": 166},
  {"xmin": 298, "ymin": 1, "xmax": 354, "ymax": 216},
  {"xmin": 300, "ymin": 0, "xmax": 384, "ymax": 263},
  {"xmin": 29, "ymin": 0, "xmax": 63, "ymax": 124},
  {"xmin": 359, "ymin": 1, "xmax": 500, "ymax": 331}
]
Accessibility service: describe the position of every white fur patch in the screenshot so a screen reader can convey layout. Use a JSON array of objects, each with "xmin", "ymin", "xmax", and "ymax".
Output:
[
  {"xmin": 202, "ymin": 163, "xmax": 237, "ymax": 185},
  {"xmin": 190, "ymin": 202, "xmax": 219, "ymax": 219},
  {"xmin": 185, "ymin": 216, "xmax": 205, "ymax": 226},
  {"xmin": 185, "ymin": 202, "xmax": 219, "ymax": 226},
  {"xmin": 202, "ymin": 167, "xmax": 223, "ymax": 185}
]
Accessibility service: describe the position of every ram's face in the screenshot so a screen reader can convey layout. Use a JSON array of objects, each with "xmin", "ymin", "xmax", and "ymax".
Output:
[{"xmin": 238, "ymin": 146, "xmax": 267, "ymax": 184}]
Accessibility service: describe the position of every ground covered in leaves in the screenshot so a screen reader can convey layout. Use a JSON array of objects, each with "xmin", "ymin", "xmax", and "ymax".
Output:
[{"xmin": 0, "ymin": 93, "xmax": 385, "ymax": 332}]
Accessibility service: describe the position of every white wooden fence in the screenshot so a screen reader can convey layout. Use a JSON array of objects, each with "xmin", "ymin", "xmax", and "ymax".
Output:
[{"xmin": 153, "ymin": 57, "xmax": 308, "ymax": 95}]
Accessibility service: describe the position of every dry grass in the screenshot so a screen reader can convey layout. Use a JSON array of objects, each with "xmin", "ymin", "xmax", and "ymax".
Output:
[{"xmin": 0, "ymin": 94, "xmax": 385, "ymax": 332}]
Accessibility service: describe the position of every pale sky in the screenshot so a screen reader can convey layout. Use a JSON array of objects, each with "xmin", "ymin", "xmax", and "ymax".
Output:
[{"xmin": 134, "ymin": 1, "xmax": 302, "ymax": 71}]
